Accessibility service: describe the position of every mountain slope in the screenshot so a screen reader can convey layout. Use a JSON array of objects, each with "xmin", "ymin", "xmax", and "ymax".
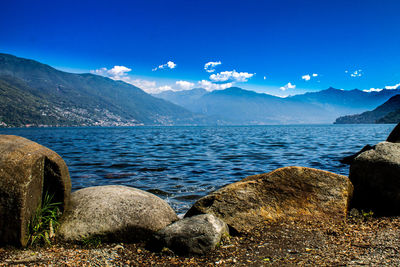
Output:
[
  {"xmin": 334, "ymin": 94, "xmax": 400, "ymax": 124},
  {"xmin": 377, "ymin": 109, "xmax": 400, "ymax": 123},
  {"xmin": 0, "ymin": 75, "xmax": 70, "ymax": 126},
  {"xmin": 0, "ymin": 53, "xmax": 207, "ymax": 127}
]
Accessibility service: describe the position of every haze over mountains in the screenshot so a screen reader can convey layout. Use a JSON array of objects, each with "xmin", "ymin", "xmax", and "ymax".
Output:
[
  {"xmin": 153, "ymin": 87, "xmax": 400, "ymax": 124},
  {"xmin": 0, "ymin": 53, "xmax": 399, "ymax": 127}
]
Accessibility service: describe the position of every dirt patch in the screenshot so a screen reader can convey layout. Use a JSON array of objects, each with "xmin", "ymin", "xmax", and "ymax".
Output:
[{"xmin": 1, "ymin": 216, "xmax": 400, "ymax": 266}]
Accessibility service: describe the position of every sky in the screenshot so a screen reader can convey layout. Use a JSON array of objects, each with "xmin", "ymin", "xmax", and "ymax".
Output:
[{"xmin": 1, "ymin": 0, "xmax": 400, "ymax": 96}]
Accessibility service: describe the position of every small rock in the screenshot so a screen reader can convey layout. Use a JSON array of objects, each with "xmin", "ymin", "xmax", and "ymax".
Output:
[
  {"xmin": 151, "ymin": 214, "xmax": 229, "ymax": 255},
  {"xmin": 113, "ymin": 244, "xmax": 124, "ymax": 251}
]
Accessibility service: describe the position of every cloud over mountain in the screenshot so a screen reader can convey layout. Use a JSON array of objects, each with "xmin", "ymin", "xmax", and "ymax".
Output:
[
  {"xmin": 198, "ymin": 80, "xmax": 233, "ymax": 91},
  {"xmin": 91, "ymin": 65, "xmax": 132, "ymax": 80},
  {"xmin": 280, "ymin": 82, "xmax": 296, "ymax": 91},
  {"xmin": 176, "ymin": 80, "xmax": 195, "ymax": 90},
  {"xmin": 209, "ymin": 70, "xmax": 255, "ymax": 82},
  {"xmin": 363, "ymin": 82, "xmax": 400, "ymax": 92}
]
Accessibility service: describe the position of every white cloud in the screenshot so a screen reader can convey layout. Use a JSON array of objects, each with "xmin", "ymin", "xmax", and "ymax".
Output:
[
  {"xmin": 91, "ymin": 66, "xmax": 172, "ymax": 94},
  {"xmin": 131, "ymin": 81, "xmax": 175, "ymax": 94},
  {"xmin": 349, "ymin": 69, "xmax": 363, "ymax": 77},
  {"xmin": 157, "ymin": 85, "xmax": 173, "ymax": 91},
  {"xmin": 302, "ymin": 73, "xmax": 318, "ymax": 81},
  {"xmin": 130, "ymin": 79, "xmax": 157, "ymax": 92},
  {"xmin": 91, "ymin": 65, "xmax": 132, "ymax": 80},
  {"xmin": 362, "ymin": 83, "xmax": 400, "ymax": 93},
  {"xmin": 91, "ymin": 65, "xmax": 141, "ymax": 88},
  {"xmin": 204, "ymin": 61, "xmax": 222, "ymax": 73},
  {"xmin": 176, "ymin": 80, "xmax": 195, "ymax": 90},
  {"xmin": 167, "ymin": 61, "xmax": 176, "ymax": 69},
  {"xmin": 385, "ymin": 83, "xmax": 400, "ymax": 90},
  {"xmin": 152, "ymin": 61, "xmax": 177, "ymax": 71},
  {"xmin": 263, "ymin": 76, "xmax": 267, "ymax": 80},
  {"xmin": 91, "ymin": 67, "xmax": 107, "ymax": 76},
  {"xmin": 107, "ymin": 66, "xmax": 131, "ymax": 77},
  {"xmin": 198, "ymin": 80, "xmax": 233, "ymax": 91},
  {"xmin": 363, "ymin": 88, "xmax": 383, "ymax": 93},
  {"xmin": 280, "ymin": 82, "xmax": 296, "ymax": 91},
  {"xmin": 209, "ymin": 70, "xmax": 255, "ymax": 82}
]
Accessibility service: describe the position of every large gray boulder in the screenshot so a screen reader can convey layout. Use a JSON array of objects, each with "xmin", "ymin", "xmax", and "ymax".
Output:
[
  {"xmin": 152, "ymin": 214, "xmax": 229, "ymax": 255},
  {"xmin": 185, "ymin": 166, "xmax": 353, "ymax": 233},
  {"xmin": 341, "ymin": 123, "xmax": 400, "ymax": 165},
  {"xmin": 0, "ymin": 135, "xmax": 71, "ymax": 247},
  {"xmin": 58, "ymin": 185, "xmax": 178, "ymax": 242},
  {"xmin": 349, "ymin": 141, "xmax": 400, "ymax": 215}
]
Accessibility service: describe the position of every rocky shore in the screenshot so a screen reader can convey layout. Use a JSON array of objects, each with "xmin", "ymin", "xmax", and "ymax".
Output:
[
  {"xmin": 2, "ymin": 216, "xmax": 400, "ymax": 266},
  {"xmin": 1, "ymin": 123, "xmax": 400, "ymax": 265}
]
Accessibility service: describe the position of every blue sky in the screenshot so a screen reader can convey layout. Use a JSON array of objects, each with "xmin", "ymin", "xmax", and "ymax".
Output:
[{"xmin": 1, "ymin": 0, "xmax": 399, "ymax": 96}]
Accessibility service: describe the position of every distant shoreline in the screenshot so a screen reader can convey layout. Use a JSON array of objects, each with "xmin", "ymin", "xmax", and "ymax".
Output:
[{"xmin": 0, "ymin": 123, "xmax": 397, "ymax": 130}]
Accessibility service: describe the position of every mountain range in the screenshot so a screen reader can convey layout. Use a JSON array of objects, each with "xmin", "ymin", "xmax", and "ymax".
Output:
[
  {"xmin": 153, "ymin": 87, "xmax": 400, "ymax": 124},
  {"xmin": 0, "ymin": 53, "xmax": 209, "ymax": 127},
  {"xmin": 1, "ymin": 52, "xmax": 399, "ymax": 127},
  {"xmin": 335, "ymin": 94, "xmax": 400, "ymax": 124}
]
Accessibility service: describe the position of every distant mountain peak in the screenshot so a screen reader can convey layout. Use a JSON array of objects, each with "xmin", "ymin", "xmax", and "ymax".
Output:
[
  {"xmin": 210, "ymin": 87, "xmax": 266, "ymax": 97},
  {"xmin": 326, "ymin": 87, "xmax": 339, "ymax": 91}
]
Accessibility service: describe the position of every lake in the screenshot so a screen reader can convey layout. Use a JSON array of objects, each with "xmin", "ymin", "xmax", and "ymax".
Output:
[{"xmin": 0, "ymin": 124, "xmax": 394, "ymax": 214}]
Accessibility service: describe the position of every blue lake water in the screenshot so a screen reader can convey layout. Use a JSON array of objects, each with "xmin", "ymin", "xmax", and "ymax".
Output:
[{"xmin": 0, "ymin": 124, "xmax": 394, "ymax": 214}]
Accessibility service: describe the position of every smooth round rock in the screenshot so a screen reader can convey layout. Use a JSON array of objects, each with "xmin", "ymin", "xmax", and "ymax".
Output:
[{"xmin": 58, "ymin": 185, "xmax": 178, "ymax": 242}]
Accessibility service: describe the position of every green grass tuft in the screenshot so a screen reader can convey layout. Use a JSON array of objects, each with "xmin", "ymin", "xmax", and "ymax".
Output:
[
  {"xmin": 361, "ymin": 210, "xmax": 374, "ymax": 221},
  {"xmin": 27, "ymin": 191, "xmax": 61, "ymax": 247},
  {"xmin": 81, "ymin": 235, "xmax": 102, "ymax": 248}
]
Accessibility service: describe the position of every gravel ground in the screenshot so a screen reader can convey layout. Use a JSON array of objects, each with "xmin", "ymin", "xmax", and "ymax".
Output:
[{"xmin": 1, "ymin": 214, "xmax": 400, "ymax": 266}]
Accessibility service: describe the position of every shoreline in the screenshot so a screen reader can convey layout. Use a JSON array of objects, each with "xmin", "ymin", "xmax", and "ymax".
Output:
[{"xmin": 0, "ymin": 123, "xmax": 397, "ymax": 130}]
